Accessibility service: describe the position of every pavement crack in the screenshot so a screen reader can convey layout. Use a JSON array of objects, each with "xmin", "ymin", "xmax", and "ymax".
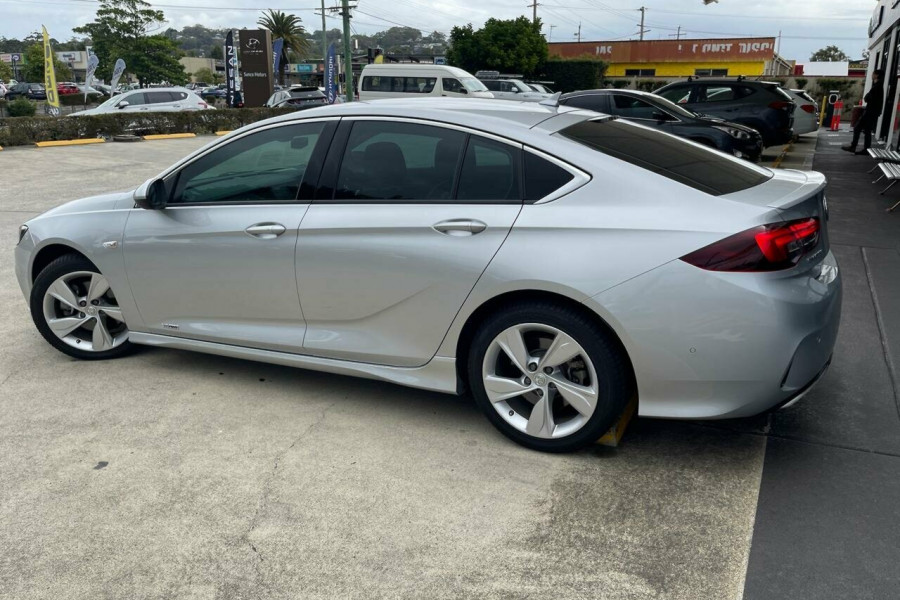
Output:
[
  {"xmin": 240, "ymin": 401, "xmax": 337, "ymax": 575},
  {"xmin": 861, "ymin": 247, "xmax": 900, "ymax": 425}
]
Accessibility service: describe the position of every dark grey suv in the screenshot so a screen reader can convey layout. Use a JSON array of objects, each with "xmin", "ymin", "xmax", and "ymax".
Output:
[{"xmin": 654, "ymin": 79, "xmax": 795, "ymax": 147}]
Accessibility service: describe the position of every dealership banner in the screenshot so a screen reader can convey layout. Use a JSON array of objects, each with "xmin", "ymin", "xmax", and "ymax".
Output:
[
  {"xmin": 325, "ymin": 43, "xmax": 336, "ymax": 104},
  {"xmin": 84, "ymin": 53, "xmax": 99, "ymax": 103},
  {"xmin": 225, "ymin": 30, "xmax": 237, "ymax": 107},
  {"xmin": 110, "ymin": 58, "xmax": 126, "ymax": 92},
  {"xmin": 41, "ymin": 26, "xmax": 59, "ymax": 116},
  {"xmin": 272, "ymin": 37, "xmax": 284, "ymax": 77}
]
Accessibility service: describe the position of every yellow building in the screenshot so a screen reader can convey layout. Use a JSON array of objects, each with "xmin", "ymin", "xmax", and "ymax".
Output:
[{"xmin": 549, "ymin": 37, "xmax": 793, "ymax": 78}]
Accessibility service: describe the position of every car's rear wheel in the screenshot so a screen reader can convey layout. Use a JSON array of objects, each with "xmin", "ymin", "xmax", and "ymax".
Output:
[
  {"xmin": 30, "ymin": 255, "xmax": 134, "ymax": 360},
  {"xmin": 468, "ymin": 303, "xmax": 631, "ymax": 452}
]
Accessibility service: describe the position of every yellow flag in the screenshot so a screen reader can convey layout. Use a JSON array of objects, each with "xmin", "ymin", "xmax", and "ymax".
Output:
[
  {"xmin": 374, "ymin": 54, "xmax": 384, "ymax": 64},
  {"xmin": 42, "ymin": 25, "xmax": 60, "ymax": 115}
]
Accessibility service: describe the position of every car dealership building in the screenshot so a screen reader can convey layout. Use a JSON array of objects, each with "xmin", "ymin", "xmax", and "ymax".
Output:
[
  {"xmin": 548, "ymin": 37, "xmax": 793, "ymax": 78},
  {"xmin": 868, "ymin": 0, "xmax": 900, "ymax": 147}
]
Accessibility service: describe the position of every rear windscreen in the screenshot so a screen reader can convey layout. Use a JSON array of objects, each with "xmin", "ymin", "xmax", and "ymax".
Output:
[{"xmin": 559, "ymin": 118, "xmax": 772, "ymax": 196}]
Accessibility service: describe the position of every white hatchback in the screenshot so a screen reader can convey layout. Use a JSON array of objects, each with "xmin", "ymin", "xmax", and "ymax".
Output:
[{"xmin": 72, "ymin": 87, "xmax": 214, "ymax": 116}]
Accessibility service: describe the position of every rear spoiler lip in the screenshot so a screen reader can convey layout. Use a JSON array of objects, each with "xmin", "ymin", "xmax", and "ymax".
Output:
[{"xmin": 721, "ymin": 168, "xmax": 827, "ymax": 211}]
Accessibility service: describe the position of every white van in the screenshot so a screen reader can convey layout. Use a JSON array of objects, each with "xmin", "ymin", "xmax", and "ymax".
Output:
[{"xmin": 359, "ymin": 64, "xmax": 494, "ymax": 100}]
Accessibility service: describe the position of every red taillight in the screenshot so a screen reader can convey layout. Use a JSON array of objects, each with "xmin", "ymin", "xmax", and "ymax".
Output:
[
  {"xmin": 800, "ymin": 104, "xmax": 815, "ymax": 113},
  {"xmin": 681, "ymin": 218, "xmax": 820, "ymax": 272},
  {"xmin": 769, "ymin": 101, "xmax": 793, "ymax": 110}
]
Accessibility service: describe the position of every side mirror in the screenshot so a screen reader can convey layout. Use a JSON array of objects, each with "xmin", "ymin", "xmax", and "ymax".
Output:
[
  {"xmin": 134, "ymin": 178, "xmax": 167, "ymax": 210},
  {"xmin": 117, "ymin": 100, "xmax": 129, "ymax": 109},
  {"xmin": 459, "ymin": 88, "xmax": 468, "ymax": 94}
]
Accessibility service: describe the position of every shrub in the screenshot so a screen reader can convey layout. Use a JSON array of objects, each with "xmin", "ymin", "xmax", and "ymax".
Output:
[
  {"xmin": 8, "ymin": 97, "xmax": 36, "ymax": 117},
  {"xmin": 0, "ymin": 107, "xmax": 297, "ymax": 147},
  {"xmin": 541, "ymin": 56, "xmax": 608, "ymax": 93},
  {"xmin": 795, "ymin": 77, "xmax": 808, "ymax": 90},
  {"xmin": 611, "ymin": 79, "xmax": 630, "ymax": 89},
  {"xmin": 635, "ymin": 79, "xmax": 665, "ymax": 93}
]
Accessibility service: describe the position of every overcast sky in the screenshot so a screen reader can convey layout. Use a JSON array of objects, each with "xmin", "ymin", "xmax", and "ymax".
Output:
[{"xmin": 0, "ymin": 0, "xmax": 878, "ymax": 62}]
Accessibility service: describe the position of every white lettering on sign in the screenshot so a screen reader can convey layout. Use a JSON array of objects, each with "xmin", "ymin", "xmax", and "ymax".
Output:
[
  {"xmin": 738, "ymin": 42, "xmax": 773, "ymax": 53},
  {"xmin": 595, "ymin": 45, "xmax": 613, "ymax": 55}
]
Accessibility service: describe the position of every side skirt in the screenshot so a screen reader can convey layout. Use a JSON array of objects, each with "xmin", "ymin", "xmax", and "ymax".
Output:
[{"xmin": 129, "ymin": 332, "xmax": 460, "ymax": 394}]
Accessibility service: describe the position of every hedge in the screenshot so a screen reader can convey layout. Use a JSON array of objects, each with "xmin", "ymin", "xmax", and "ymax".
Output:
[
  {"xmin": 541, "ymin": 57, "xmax": 609, "ymax": 93},
  {"xmin": 0, "ymin": 107, "xmax": 296, "ymax": 147}
]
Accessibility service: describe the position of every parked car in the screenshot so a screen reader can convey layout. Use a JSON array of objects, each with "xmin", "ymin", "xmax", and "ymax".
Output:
[
  {"xmin": 70, "ymin": 87, "xmax": 213, "ymax": 115},
  {"xmin": 200, "ymin": 86, "xmax": 226, "ymax": 99},
  {"xmin": 16, "ymin": 98, "xmax": 840, "ymax": 453},
  {"xmin": 655, "ymin": 79, "xmax": 795, "ymax": 147},
  {"xmin": 265, "ymin": 86, "xmax": 327, "ymax": 110},
  {"xmin": 186, "ymin": 82, "xmax": 211, "ymax": 91},
  {"xmin": 76, "ymin": 83, "xmax": 104, "ymax": 99},
  {"xmin": 559, "ymin": 89, "xmax": 764, "ymax": 161},
  {"xmin": 358, "ymin": 64, "xmax": 493, "ymax": 100},
  {"xmin": 476, "ymin": 72, "xmax": 551, "ymax": 102},
  {"xmin": 528, "ymin": 83, "xmax": 554, "ymax": 94},
  {"xmin": 7, "ymin": 83, "xmax": 47, "ymax": 100},
  {"xmin": 57, "ymin": 82, "xmax": 80, "ymax": 95},
  {"xmin": 787, "ymin": 89, "xmax": 820, "ymax": 137},
  {"xmin": 92, "ymin": 84, "xmax": 116, "ymax": 97}
]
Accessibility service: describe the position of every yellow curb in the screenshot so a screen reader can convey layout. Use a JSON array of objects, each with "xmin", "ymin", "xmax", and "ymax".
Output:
[
  {"xmin": 215, "ymin": 130, "xmax": 233, "ymax": 136},
  {"xmin": 35, "ymin": 138, "xmax": 105, "ymax": 148},
  {"xmin": 142, "ymin": 133, "xmax": 197, "ymax": 140},
  {"xmin": 771, "ymin": 141, "xmax": 794, "ymax": 169},
  {"xmin": 596, "ymin": 395, "xmax": 638, "ymax": 447}
]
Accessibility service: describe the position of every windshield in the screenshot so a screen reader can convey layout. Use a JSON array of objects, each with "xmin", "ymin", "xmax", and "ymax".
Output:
[
  {"xmin": 460, "ymin": 77, "xmax": 488, "ymax": 92},
  {"xmin": 560, "ymin": 118, "xmax": 772, "ymax": 196},
  {"xmin": 649, "ymin": 94, "xmax": 697, "ymax": 119}
]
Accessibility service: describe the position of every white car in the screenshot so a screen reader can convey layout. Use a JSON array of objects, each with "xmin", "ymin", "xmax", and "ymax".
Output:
[
  {"xmin": 479, "ymin": 77, "xmax": 552, "ymax": 102},
  {"xmin": 358, "ymin": 64, "xmax": 494, "ymax": 101},
  {"xmin": 787, "ymin": 89, "xmax": 819, "ymax": 136},
  {"xmin": 71, "ymin": 87, "xmax": 214, "ymax": 116}
]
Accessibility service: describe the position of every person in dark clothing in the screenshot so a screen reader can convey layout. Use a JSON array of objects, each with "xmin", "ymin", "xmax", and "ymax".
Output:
[{"xmin": 843, "ymin": 70, "xmax": 884, "ymax": 154}]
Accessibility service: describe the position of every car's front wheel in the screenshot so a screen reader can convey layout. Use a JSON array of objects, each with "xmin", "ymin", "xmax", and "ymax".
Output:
[
  {"xmin": 30, "ymin": 254, "xmax": 134, "ymax": 360},
  {"xmin": 468, "ymin": 302, "xmax": 631, "ymax": 453}
]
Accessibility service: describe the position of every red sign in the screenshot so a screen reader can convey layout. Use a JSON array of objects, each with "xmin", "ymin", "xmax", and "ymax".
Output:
[{"xmin": 549, "ymin": 38, "xmax": 778, "ymax": 62}]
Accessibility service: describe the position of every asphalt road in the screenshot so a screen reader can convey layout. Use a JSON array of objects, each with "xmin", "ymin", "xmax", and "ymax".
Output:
[{"xmin": 0, "ymin": 137, "xmax": 767, "ymax": 599}]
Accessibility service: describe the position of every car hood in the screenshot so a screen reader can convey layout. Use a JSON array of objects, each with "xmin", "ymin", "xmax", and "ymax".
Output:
[
  {"xmin": 697, "ymin": 115, "xmax": 759, "ymax": 135},
  {"xmin": 33, "ymin": 190, "xmax": 134, "ymax": 221}
]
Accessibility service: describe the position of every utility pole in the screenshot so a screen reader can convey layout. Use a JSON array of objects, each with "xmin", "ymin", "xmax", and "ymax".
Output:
[
  {"xmin": 549, "ymin": 24, "xmax": 556, "ymax": 42},
  {"xmin": 319, "ymin": 0, "xmax": 327, "ymax": 70},
  {"xmin": 528, "ymin": 0, "xmax": 539, "ymax": 24},
  {"xmin": 638, "ymin": 6, "xmax": 649, "ymax": 41},
  {"xmin": 575, "ymin": 22, "xmax": 581, "ymax": 43},
  {"xmin": 330, "ymin": 0, "xmax": 356, "ymax": 102},
  {"xmin": 777, "ymin": 30, "xmax": 782, "ymax": 56},
  {"xmin": 668, "ymin": 26, "xmax": 685, "ymax": 40}
]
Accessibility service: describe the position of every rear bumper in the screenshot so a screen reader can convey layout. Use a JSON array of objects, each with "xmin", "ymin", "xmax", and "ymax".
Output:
[{"xmin": 586, "ymin": 250, "xmax": 842, "ymax": 419}]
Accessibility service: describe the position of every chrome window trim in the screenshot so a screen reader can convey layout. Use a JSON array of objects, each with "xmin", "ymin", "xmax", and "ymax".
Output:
[{"xmin": 524, "ymin": 147, "xmax": 592, "ymax": 205}]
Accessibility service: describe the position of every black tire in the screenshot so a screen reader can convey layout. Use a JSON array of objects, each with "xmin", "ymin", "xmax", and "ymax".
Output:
[
  {"xmin": 30, "ymin": 254, "xmax": 136, "ymax": 361},
  {"xmin": 467, "ymin": 302, "xmax": 631, "ymax": 453}
]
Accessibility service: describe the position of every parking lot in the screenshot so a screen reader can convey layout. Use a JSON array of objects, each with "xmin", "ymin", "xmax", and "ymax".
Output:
[{"xmin": 1, "ymin": 132, "xmax": 898, "ymax": 599}]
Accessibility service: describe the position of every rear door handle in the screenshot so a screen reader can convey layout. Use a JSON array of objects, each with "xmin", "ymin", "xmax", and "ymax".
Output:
[
  {"xmin": 245, "ymin": 222, "xmax": 286, "ymax": 239},
  {"xmin": 433, "ymin": 219, "xmax": 487, "ymax": 236}
]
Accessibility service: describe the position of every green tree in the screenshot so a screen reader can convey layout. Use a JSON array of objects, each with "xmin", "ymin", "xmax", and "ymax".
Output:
[
  {"xmin": 0, "ymin": 60, "xmax": 12, "ymax": 82},
  {"xmin": 191, "ymin": 66, "xmax": 223, "ymax": 85},
  {"xmin": 209, "ymin": 44, "xmax": 223, "ymax": 60},
  {"xmin": 448, "ymin": 17, "xmax": 547, "ymax": 77},
  {"xmin": 22, "ymin": 44, "xmax": 73, "ymax": 82},
  {"xmin": 74, "ymin": 0, "xmax": 186, "ymax": 86},
  {"xmin": 373, "ymin": 26, "xmax": 422, "ymax": 52},
  {"xmin": 810, "ymin": 45, "xmax": 849, "ymax": 62},
  {"xmin": 257, "ymin": 9, "xmax": 311, "ymax": 85}
]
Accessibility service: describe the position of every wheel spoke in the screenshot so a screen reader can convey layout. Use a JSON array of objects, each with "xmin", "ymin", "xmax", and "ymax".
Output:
[
  {"xmin": 100, "ymin": 306, "xmax": 125, "ymax": 323},
  {"xmin": 497, "ymin": 326, "xmax": 530, "ymax": 374},
  {"xmin": 551, "ymin": 376, "xmax": 598, "ymax": 417},
  {"xmin": 47, "ymin": 279, "xmax": 80, "ymax": 311},
  {"xmin": 92, "ymin": 317, "xmax": 114, "ymax": 351},
  {"xmin": 526, "ymin": 395, "xmax": 554, "ymax": 438},
  {"xmin": 538, "ymin": 331, "xmax": 582, "ymax": 370},
  {"xmin": 47, "ymin": 316, "xmax": 89, "ymax": 338},
  {"xmin": 484, "ymin": 375, "xmax": 531, "ymax": 403},
  {"xmin": 87, "ymin": 274, "xmax": 110, "ymax": 302}
]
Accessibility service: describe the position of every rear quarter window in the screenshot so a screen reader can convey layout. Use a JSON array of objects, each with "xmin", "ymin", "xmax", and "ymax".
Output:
[{"xmin": 559, "ymin": 118, "xmax": 772, "ymax": 196}]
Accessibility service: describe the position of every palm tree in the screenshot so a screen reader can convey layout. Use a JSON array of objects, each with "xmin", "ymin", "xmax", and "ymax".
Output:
[{"xmin": 257, "ymin": 9, "xmax": 311, "ymax": 85}]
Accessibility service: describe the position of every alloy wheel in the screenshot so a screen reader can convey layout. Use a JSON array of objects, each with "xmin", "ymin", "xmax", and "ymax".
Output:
[
  {"xmin": 41, "ymin": 271, "xmax": 128, "ymax": 352},
  {"xmin": 481, "ymin": 323, "xmax": 599, "ymax": 439}
]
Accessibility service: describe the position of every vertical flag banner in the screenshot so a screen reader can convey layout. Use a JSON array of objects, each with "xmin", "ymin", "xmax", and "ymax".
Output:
[
  {"xmin": 325, "ymin": 43, "xmax": 336, "ymax": 104},
  {"xmin": 110, "ymin": 58, "xmax": 126, "ymax": 93},
  {"xmin": 272, "ymin": 37, "xmax": 284, "ymax": 80},
  {"xmin": 225, "ymin": 30, "xmax": 237, "ymax": 107},
  {"xmin": 84, "ymin": 54, "xmax": 99, "ymax": 103},
  {"xmin": 41, "ymin": 26, "xmax": 59, "ymax": 116}
]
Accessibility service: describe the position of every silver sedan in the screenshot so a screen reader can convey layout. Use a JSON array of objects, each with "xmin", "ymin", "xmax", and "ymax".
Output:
[{"xmin": 14, "ymin": 98, "xmax": 841, "ymax": 452}]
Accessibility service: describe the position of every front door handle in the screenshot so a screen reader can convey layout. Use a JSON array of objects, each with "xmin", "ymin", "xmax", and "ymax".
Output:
[
  {"xmin": 245, "ymin": 222, "xmax": 286, "ymax": 239},
  {"xmin": 433, "ymin": 219, "xmax": 487, "ymax": 236}
]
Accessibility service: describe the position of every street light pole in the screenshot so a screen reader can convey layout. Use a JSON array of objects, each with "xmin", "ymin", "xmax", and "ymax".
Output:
[
  {"xmin": 341, "ymin": 0, "xmax": 354, "ymax": 102},
  {"xmin": 320, "ymin": 0, "xmax": 327, "ymax": 71}
]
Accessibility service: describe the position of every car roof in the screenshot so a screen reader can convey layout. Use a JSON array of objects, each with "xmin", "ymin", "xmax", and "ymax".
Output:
[
  {"xmin": 662, "ymin": 78, "xmax": 780, "ymax": 87},
  {"xmin": 253, "ymin": 97, "xmax": 593, "ymax": 137},
  {"xmin": 562, "ymin": 89, "xmax": 656, "ymax": 99},
  {"xmin": 361, "ymin": 64, "xmax": 473, "ymax": 78}
]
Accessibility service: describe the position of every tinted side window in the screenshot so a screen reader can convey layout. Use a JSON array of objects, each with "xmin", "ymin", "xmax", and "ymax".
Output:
[
  {"xmin": 482, "ymin": 80, "xmax": 501, "ymax": 91},
  {"xmin": 560, "ymin": 119, "xmax": 772, "ymax": 196},
  {"xmin": 610, "ymin": 95, "xmax": 658, "ymax": 119},
  {"xmin": 147, "ymin": 91, "xmax": 174, "ymax": 103},
  {"xmin": 524, "ymin": 152, "xmax": 575, "ymax": 202},
  {"xmin": 170, "ymin": 122, "xmax": 326, "ymax": 204},
  {"xmin": 442, "ymin": 77, "xmax": 463, "ymax": 93},
  {"xmin": 123, "ymin": 92, "xmax": 146, "ymax": 105},
  {"xmin": 700, "ymin": 86, "xmax": 736, "ymax": 102},
  {"xmin": 335, "ymin": 121, "xmax": 466, "ymax": 202},
  {"xmin": 564, "ymin": 95, "xmax": 605, "ymax": 111},
  {"xmin": 456, "ymin": 136, "xmax": 522, "ymax": 203},
  {"xmin": 657, "ymin": 86, "xmax": 692, "ymax": 104}
]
